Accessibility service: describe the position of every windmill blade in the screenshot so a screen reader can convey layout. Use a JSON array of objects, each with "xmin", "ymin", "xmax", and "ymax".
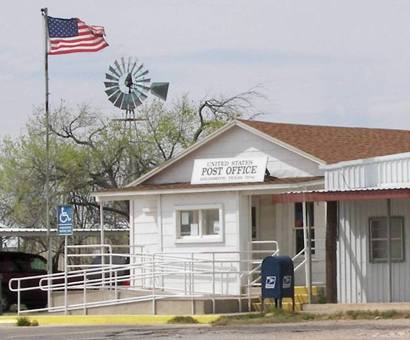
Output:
[
  {"xmin": 130, "ymin": 92, "xmax": 143, "ymax": 107},
  {"xmin": 126, "ymin": 57, "xmax": 131, "ymax": 73},
  {"xmin": 150, "ymin": 82, "xmax": 169, "ymax": 101},
  {"xmin": 129, "ymin": 59, "xmax": 138, "ymax": 74},
  {"xmin": 132, "ymin": 64, "xmax": 144, "ymax": 78},
  {"xmin": 105, "ymin": 86, "xmax": 120, "ymax": 97},
  {"xmin": 114, "ymin": 60, "xmax": 123, "ymax": 76},
  {"xmin": 107, "ymin": 90, "xmax": 121, "ymax": 104},
  {"xmin": 134, "ymin": 78, "xmax": 151, "ymax": 84},
  {"xmin": 134, "ymin": 84, "xmax": 152, "ymax": 92},
  {"xmin": 139, "ymin": 91, "xmax": 148, "ymax": 101},
  {"xmin": 108, "ymin": 66, "xmax": 121, "ymax": 79},
  {"xmin": 134, "ymin": 69, "xmax": 149, "ymax": 79},
  {"xmin": 121, "ymin": 57, "xmax": 127, "ymax": 74},
  {"xmin": 104, "ymin": 81, "xmax": 118, "ymax": 89},
  {"xmin": 105, "ymin": 73, "xmax": 119, "ymax": 81},
  {"xmin": 132, "ymin": 87, "xmax": 148, "ymax": 101},
  {"xmin": 114, "ymin": 92, "xmax": 125, "ymax": 108}
]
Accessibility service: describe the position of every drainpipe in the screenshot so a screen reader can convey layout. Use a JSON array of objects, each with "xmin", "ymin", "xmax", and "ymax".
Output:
[{"xmin": 387, "ymin": 199, "xmax": 392, "ymax": 303}]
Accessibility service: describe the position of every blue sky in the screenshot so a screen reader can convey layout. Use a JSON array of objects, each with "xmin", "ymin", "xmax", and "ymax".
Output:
[{"xmin": 2, "ymin": 0, "xmax": 410, "ymax": 140}]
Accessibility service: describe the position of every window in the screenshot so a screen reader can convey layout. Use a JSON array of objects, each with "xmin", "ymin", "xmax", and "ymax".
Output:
[
  {"xmin": 294, "ymin": 202, "xmax": 315, "ymax": 255},
  {"xmin": 369, "ymin": 217, "xmax": 404, "ymax": 262},
  {"xmin": 180, "ymin": 210, "xmax": 199, "ymax": 236},
  {"xmin": 176, "ymin": 205, "xmax": 223, "ymax": 242}
]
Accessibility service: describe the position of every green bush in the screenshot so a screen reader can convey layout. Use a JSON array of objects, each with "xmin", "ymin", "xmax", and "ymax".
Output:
[
  {"xmin": 30, "ymin": 319, "xmax": 39, "ymax": 326},
  {"xmin": 16, "ymin": 317, "xmax": 31, "ymax": 326}
]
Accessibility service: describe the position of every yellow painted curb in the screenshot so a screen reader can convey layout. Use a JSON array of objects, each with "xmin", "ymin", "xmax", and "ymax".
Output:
[{"xmin": 0, "ymin": 314, "xmax": 220, "ymax": 326}]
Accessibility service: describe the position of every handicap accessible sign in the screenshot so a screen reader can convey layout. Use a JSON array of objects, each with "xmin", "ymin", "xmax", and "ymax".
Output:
[{"xmin": 57, "ymin": 204, "xmax": 73, "ymax": 236}]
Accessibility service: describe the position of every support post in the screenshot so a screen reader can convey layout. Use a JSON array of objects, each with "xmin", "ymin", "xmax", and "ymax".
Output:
[
  {"xmin": 386, "ymin": 199, "xmax": 392, "ymax": 303},
  {"xmin": 302, "ymin": 201, "xmax": 312, "ymax": 303},
  {"xmin": 325, "ymin": 201, "xmax": 338, "ymax": 303},
  {"xmin": 100, "ymin": 201, "xmax": 105, "ymax": 287}
]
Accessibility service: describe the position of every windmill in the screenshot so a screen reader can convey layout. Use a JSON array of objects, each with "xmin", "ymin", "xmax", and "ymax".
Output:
[{"xmin": 104, "ymin": 57, "xmax": 169, "ymax": 121}]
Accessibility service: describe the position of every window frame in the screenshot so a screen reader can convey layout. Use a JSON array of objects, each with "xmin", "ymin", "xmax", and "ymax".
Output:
[
  {"xmin": 175, "ymin": 204, "xmax": 224, "ymax": 244},
  {"xmin": 294, "ymin": 202, "xmax": 316, "ymax": 255},
  {"xmin": 369, "ymin": 216, "xmax": 405, "ymax": 263}
]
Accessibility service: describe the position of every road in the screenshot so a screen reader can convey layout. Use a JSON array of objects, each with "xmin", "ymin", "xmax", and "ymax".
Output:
[{"xmin": 1, "ymin": 319, "xmax": 410, "ymax": 339}]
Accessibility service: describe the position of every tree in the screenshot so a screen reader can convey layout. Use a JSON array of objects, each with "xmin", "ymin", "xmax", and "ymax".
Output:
[{"xmin": 0, "ymin": 91, "xmax": 261, "ymax": 263}]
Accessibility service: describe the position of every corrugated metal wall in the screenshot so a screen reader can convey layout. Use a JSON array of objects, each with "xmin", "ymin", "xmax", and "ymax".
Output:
[
  {"xmin": 338, "ymin": 199, "xmax": 410, "ymax": 303},
  {"xmin": 326, "ymin": 156, "xmax": 410, "ymax": 191}
]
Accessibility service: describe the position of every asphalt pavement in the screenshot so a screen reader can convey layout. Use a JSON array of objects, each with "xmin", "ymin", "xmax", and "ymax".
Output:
[{"xmin": 1, "ymin": 319, "xmax": 410, "ymax": 340}]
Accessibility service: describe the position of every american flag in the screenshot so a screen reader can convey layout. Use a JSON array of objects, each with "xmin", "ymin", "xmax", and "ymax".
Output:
[{"xmin": 47, "ymin": 16, "xmax": 108, "ymax": 55}]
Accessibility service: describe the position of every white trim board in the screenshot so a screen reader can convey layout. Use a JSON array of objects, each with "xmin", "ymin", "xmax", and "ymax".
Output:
[{"xmin": 94, "ymin": 179, "xmax": 324, "ymax": 201}]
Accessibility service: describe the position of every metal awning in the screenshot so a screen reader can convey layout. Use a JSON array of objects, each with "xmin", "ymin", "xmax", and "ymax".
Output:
[
  {"xmin": 0, "ymin": 228, "xmax": 129, "ymax": 237},
  {"xmin": 272, "ymin": 188, "xmax": 410, "ymax": 203}
]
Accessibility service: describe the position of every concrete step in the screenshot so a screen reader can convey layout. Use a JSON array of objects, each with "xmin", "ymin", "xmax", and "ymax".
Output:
[
  {"xmin": 250, "ymin": 286, "xmax": 322, "ymax": 313},
  {"xmin": 294, "ymin": 286, "xmax": 319, "ymax": 295}
]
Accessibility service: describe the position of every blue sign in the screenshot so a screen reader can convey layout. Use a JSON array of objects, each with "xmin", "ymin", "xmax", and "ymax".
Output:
[{"xmin": 57, "ymin": 205, "xmax": 73, "ymax": 236}]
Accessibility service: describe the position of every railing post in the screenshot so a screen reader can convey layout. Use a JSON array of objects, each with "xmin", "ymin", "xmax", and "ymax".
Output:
[
  {"xmin": 191, "ymin": 253, "xmax": 195, "ymax": 315},
  {"xmin": 184, "ymin": 261, "xmax": 187, "ymax": 295},
  {"xmin": 152, "ymin": 254, "xmax": 156, "ymax": 315},
  {"xmin": 161, "ymin": 254, "xmax": 165, "ymax": 291},
  {"xmin": 212, "ymin": 253, "xmax": 216, "ymax": 313},
  {"xmin": 83, "ymin": 270, "xmax": 87, "ymax": 315},
  {"xmin": 17, "ymin": 280, "xmax": 21, "ymax": 315},
  {"xmin": 0, "ymin": 274, "xmax": 2, "ymax": 315},
  {"xmin": 114, "ymin": 271, "xmax": 118, "ymax": 300},
  {"xmin": 109, "ymin": 251, "xmax": 113, "ymax": 291},
  {"xmin": 247, "ymin": 262, "xmax": 251, "ymax": 312}
]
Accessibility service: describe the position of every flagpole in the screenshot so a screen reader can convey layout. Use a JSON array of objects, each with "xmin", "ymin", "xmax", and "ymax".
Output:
[{"xmin": 41, "ymin": 7, "xmax": 52, "ymax": 308}]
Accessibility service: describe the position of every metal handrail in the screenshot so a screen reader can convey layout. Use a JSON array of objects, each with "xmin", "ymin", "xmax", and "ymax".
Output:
[
  {"xmin": 292, "ymin": 248, "xmax": 307, "ymax": 271},
  {"xmin": 9, "ymin": 242, "xmax": 280, "ymax": 315}
]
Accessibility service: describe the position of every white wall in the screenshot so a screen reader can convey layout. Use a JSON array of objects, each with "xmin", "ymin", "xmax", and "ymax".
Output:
[
  {"xmin": 337, "ymin": 199, "xmax": 410, "ymax": 303},
  {"xmin": 148, "ymin": 126, "xmax": 322, "ymax": 184},
  {"xmin": 130, "ymin": 191, "xmax": 243, "ymax": 294}
]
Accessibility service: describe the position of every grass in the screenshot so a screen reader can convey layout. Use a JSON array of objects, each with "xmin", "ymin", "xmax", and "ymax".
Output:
[
  {"xmin": 211, "ymin": 308, "xmax": 410, "ymax": 326},
  {"xmin": 167, "ymin": 316, "xmax": 199, "ymax": 324}
]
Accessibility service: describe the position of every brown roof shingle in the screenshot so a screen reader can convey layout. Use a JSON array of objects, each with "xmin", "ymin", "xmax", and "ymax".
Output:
[{"xmin": 240, "ymin": 119, "xmax": 410, "ymax": 164}]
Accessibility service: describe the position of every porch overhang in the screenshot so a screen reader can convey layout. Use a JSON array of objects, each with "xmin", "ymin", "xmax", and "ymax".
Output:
[
  {"xmin": 271, "ymin": 188, "xmax": 410, "ymax": 203},
  {"xmin": 93, "ymin": 176, "xmax": 324, "ymax": 201}
]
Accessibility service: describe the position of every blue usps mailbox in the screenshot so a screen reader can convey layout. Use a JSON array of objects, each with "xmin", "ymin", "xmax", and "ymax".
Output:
[{"xmin": 261, "ymin": 255, "xmax": 294, "ymax": 310}]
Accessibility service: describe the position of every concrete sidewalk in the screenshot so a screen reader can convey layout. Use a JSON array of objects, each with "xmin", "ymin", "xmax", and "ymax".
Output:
[{"xmin": 303, "ymin": 303, "xmax": 410, "ymax": 314}]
